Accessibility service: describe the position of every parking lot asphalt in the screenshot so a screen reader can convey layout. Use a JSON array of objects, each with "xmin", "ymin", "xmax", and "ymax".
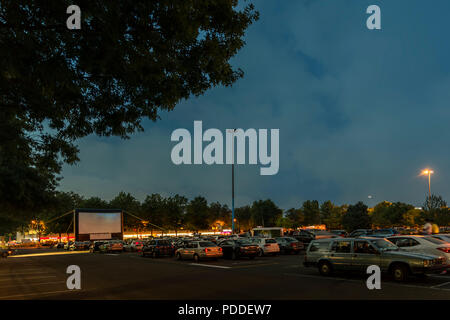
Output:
[{"xmin": 0, "ymin": 250, "xmax": 449, "ymax": 300}]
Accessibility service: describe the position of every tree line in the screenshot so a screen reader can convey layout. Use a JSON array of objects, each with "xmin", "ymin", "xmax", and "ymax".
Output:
[{"xmin": 1, "ymin": 191, "xmax": 449, "ymax": 239}]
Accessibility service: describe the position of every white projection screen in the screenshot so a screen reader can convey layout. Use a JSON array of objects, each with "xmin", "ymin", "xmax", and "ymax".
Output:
[{"xmin": 78, "ymin": 212, "xmax": 122, "ymax": 234}]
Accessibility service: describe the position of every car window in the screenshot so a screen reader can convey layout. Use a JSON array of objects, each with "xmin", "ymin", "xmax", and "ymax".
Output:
[
  {"xmin": 149, "ymin": 240, "xmax": 156, "ymax": 245},
  {"xmin": 265, "ymin": 239, "xmax": 276, "ymax": 244},
  {"xmin": 423, "ymin": 237, "xmax": 447, "ymax": 245},
  {"xmin": 199, "ymin": 241, "xmax": 216, "ymax": 247},
  {"xmin": 353, "ymin": 240, "xmax": 377, "ymax": 254},
  {"xmin": 331, "ymin": 241, "xmax": 351, "ymax": 253},
  {"xmin": 309, "ymin": 241, "xmax": 330, "ymax": 252},
  {"xmin": 393, "ymin": 238, "xmax": 419, "ymax": 247}
]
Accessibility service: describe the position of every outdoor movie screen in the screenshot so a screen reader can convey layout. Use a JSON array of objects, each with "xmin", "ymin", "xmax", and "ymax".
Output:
[{"xmin": 78, "ymin": 212, "xmax": 122, "ymax": 234}]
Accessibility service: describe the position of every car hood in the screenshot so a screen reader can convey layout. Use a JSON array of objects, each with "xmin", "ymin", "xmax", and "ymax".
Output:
[{"xmin": 381, "ymin": 249, "xmax": 440, "ymax": 260}]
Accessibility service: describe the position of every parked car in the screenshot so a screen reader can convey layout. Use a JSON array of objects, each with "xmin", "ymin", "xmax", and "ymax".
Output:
[
  {"xmin": 218, "ymin": 239, "xmax": 259, "ymax": 260},
  {"xmin": 123, "ymin": 239, "xmax": 144, "ymax": 252},
  {"xmin": 89, "ymin": 241, "xmax": 105, "ymax": 253},
  {"xmin": 292, "ymin": 230, "xmax": 315, "ymax": 244},
  {"xmin": 431, "ymin": 234, "xmax": 450, "ymax": 243},
  {"xmin": 142, "ymin": 239, "xmax": 174, "ymax": 258},
  {"xmin": 69, "ymin": 241, "xmax": 90, "ymax": 251},
  {"xmin": 64, "ymin": 241, "xmax": 73, "ymax": 250},
  {"xmin": 275, "ymin": 237, "xmax": 303, "ymax": 254},
  {"xmin": 175, "ymin": 241, "xmax": 223, "ymax": 262},
  {"xmin": 387, "ymin": 235, "xmax": 450, "ymax": 266},
  {"xmin": 371, "ymin": 228, "xmax": 400, "ymax": 238},
  {"xmin": 53, "ymin": 242, "xmax": 65, "ymax": 249},
  {"xmin": 249, "ymin": 237, "xmax": 280, "ymax": 257},
  {"xmin": 330, "ymin": 230, "xmax": 348, "ymax": 237},
  {"xmin": 304, "ymin": 237, "xmax": 448, "ymax": 281},
  {"xmin": 309, "ymin": 230, "xmax": 338, "ymax": 239},
  {"xmin": 348, "ymin": 229, "xmax": 373, "ymax": 238},
  {"xmin": 99, "ymin": 240, "xmax": 124, "ymax": 253}
]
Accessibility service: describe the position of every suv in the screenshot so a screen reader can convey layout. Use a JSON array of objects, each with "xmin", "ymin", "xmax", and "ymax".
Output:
[
  {"xmin": 304, "ymin": 237, "xmax": 448, "ymax": 281},
  {"xmin": 175, "ymin": 241, "xmax": 223, "ymax": 262},
  {"xmin": 142, "ymin": 239, "xmax": 174, "ymax": 258}
]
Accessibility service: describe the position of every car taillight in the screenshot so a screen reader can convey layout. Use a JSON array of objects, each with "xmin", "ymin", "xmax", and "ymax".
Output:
[
  {"xmin": 219, "ymin": 247, "xmax": 222, "ymax": 252},
  {"xmin": 437, "ymin": 247, "xmax": 450, "ymax": 253}
]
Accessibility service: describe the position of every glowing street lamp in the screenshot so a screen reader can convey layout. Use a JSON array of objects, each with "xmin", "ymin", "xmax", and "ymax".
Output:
[{"xmin": 420, "ymin": 169, "xmax": 434, "ymax": 198}]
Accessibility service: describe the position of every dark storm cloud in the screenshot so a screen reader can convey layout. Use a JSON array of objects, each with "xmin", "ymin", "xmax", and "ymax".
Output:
[{"xmin": 60, "ymin": 0, "xmax": 450, "ymax": 209}]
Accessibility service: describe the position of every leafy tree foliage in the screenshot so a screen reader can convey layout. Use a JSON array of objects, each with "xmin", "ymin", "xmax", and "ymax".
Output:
[
  {"xmin": 342, "ymin": 201, "xmax": 371, "ymax": 232},
  {"xmin": 301, "ymin": 200, "xmax": 321, "ymax": 225},
  {"xmin": 250, "ymin": 199, "xmax": 282, "ymax": 227},
  {"xmin": 0, "ymin": 0, "xmax": 258, "ymax": 220},
  {"xmin": 185, "ymin": 196, "xmax": 210, "ymax": 232}
]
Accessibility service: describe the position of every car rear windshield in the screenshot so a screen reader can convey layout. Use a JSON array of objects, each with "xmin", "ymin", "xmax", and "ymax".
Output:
[
  {"xmin": 423, "ymin": 237, "xmax": 447, "ymax": 245},
  {"xmin": 199, "ymin": 241, "xmax": 216, "ymax": 247},
  {"xmin": 265, "ymin": 239, "xmax": 276, "ymax": 243},
  {"xmin": 237, "ymin": 240, "xmax": 252, "ymax": 245}
]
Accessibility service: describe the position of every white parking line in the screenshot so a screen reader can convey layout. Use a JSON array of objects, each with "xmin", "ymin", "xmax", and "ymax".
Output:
[
  {"xmin": 188, "ymin": 263, "xmax": 231, "ymax": 269},
  {"xmin": 430, "ymin": 281, "xmax": 450, "ymax": 289}
]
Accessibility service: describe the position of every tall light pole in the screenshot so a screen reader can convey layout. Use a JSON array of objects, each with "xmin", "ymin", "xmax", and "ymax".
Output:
[
  {"xmin": 229, "ymin": 128, "xmax": 236, "ymax": 234},
  {"xmin": 421, "ymin": 169, "xmax": 434, "ymax": 199}
]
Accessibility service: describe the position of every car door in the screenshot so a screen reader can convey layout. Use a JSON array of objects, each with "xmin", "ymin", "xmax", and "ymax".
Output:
[
  {"xmin": 181, "ymin": 242, "xmax": 196, "ymax": 258},
  {"xmin": 329, "ymin": 240, "xmax": 354, "ymax": 270},
  {"xmin": 219, "ymin": 241, "xmax": 233, "ymax": 258},
  {"xmin": 351, "ymin": 240, "xmax": 381, "ymax": 271}
]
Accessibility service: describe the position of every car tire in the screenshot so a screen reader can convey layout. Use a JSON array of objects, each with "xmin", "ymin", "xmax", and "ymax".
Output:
[
  {"xmin": 257, "ymin": 249, "xmax": 263, "ymax": 257},
  {"xmin": 176, "ymin": 252, "xmax": 182, "ymax": 260},
  {"xmin": 318, "ymin": 261, "xmax": 333, "ymax": 276},
  {"xmin": 193, "ymin": 254, "xmax": 200, "ymax": 263},
  {"xmin": 391, "ymin": 264, "xmax": 409, "ymax": 282}
]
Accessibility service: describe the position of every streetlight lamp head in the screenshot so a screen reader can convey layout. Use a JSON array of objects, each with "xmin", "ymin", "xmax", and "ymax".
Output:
[{"xmin": 421, "ymin": 169, "xmax": 434, "ymax": 176}]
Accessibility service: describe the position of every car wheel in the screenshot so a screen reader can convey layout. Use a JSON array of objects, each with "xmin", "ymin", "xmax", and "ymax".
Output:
[
  {"xmin": 391, "ymin": 264, "xmax": 408, "ymax": 282},
  {"xmin": 318, "ymin": 261, "xmax": 333, "ymax": 276},
  {"xmin": 193, "ymin": 254, "xmax": 200, "ymax": 263},
  {"xmin": 257, "ymin": 248, "xmax": 263, "ymax": 257},
  {"xmin": 176, "ymin": 252, "xmax": 182, "ymax": 260}
]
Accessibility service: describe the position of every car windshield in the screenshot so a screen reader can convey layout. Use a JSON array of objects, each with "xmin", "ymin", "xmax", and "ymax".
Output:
[
  {"xmin": 423, "ymin": 237, "xmax": 447, "ymax": 245},
  {"xmin": 237, "ymin": 240, "xmax": 252, "ymax": 245},
  {"xmin": 265, "ymin": 239, "xmax": 276, "ymax": 243},
  {"xmin": 369, "ymin": 239, "xmax": 398, "ymax": 251},
  {"xmin": 199, "ymin": 241, "xmax": 216, "ymax": 247}
]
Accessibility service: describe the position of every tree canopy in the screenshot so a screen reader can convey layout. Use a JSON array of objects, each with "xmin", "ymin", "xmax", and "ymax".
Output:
[{"xmin": 0, "ymin": 0, "xmax": 258, "ymax": 217}]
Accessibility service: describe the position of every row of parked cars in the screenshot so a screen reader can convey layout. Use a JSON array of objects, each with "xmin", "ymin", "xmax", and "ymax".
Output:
[
  {"xmin": 139, "ymin": 236, "xmax": 305, "ymax": 261},
  {"xmin": 61, "ymin": 236, "xmax": 305, "ymax": 261},
  {"xmin": 304, "ymin": 234, "xmax": 450, "ymax": 281}
]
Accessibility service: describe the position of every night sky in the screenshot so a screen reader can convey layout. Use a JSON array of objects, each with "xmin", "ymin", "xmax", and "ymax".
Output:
[{"xmin": 59, "ymin": 0, "xmax": 450, "ymax": 209}]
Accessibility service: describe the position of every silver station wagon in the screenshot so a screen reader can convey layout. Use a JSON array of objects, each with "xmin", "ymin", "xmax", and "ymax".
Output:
[{"xmin": 304, "ymin": 237, "xmax": 448, "ymax": 281}]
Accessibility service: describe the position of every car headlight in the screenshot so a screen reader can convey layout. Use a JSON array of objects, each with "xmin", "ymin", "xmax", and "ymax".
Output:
[{"xmin": 423, "ymin": 260, "xmax": 433, "ymax": 267}]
